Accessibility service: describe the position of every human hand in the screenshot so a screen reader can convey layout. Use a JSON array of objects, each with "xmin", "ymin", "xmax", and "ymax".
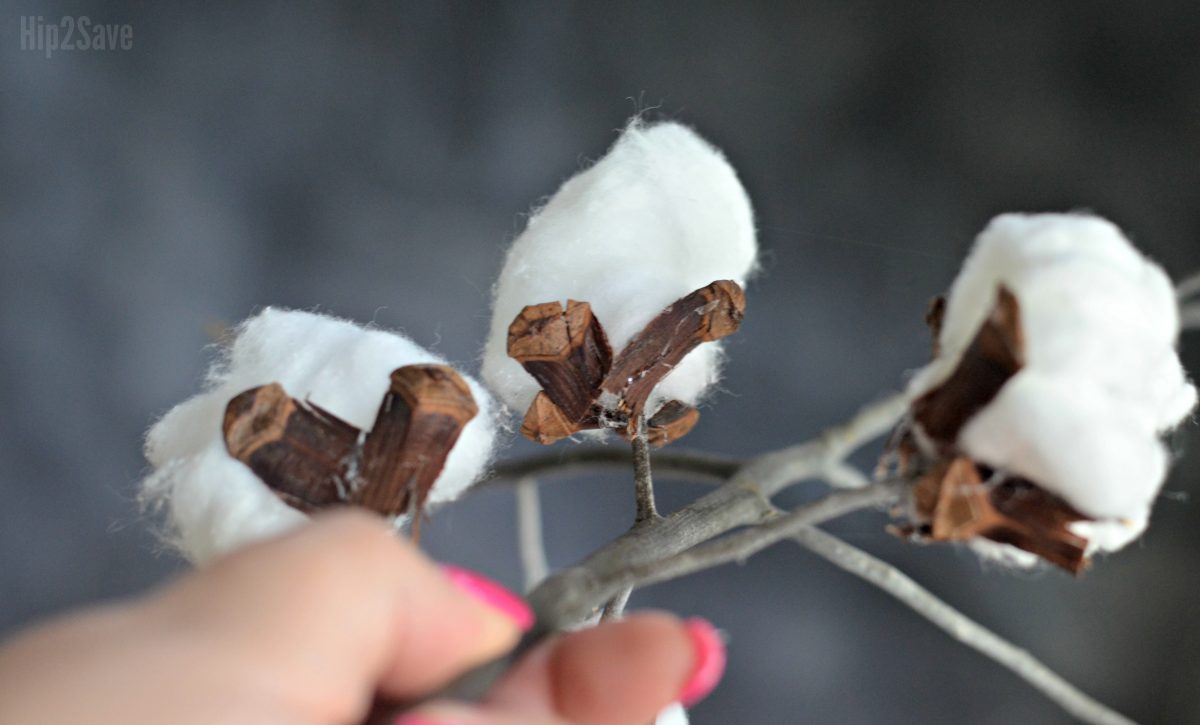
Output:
[{"xmin": 0, "ymin": 511, "xmax": 723, "ymax": 724}]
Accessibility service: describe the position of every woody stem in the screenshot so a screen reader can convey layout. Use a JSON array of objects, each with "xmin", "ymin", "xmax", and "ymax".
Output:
[{"xmin": 632, "ymin": 416, "xmax": 660, "ymax": 524}]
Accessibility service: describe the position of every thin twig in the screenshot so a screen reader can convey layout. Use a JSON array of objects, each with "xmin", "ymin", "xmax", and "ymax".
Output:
[
  {"xmin": 486, "ymin": 446, "xmax": 738, "ymax": 485},
  {"xmin": 825, "ymin": 460, "xmax": 872, "ymax": 489},
  {"xmin": 790, "ymin": 525, "xmax": 1136, "ymax": 725},
  {"xmin": 1182, "ymin": 303, "xmax": 1200, "ymax": 331},
  {"xmin": 605, "ymin": 419, "xmax": 660, "ymax": 617},
  {"xmin": 1176, "ymin": 270, "xmax": 1200, "ymax": 301},
  {"xmin": 600, "ymin": 587, "xmax": 632, "ymax": 621},
  {"xmin": 632, "ymin": 416, "xmax": 660, "ymax": 524},
  {"xmin": 515, "ymin": 477, "xmax": 550, "ymax": 592}
]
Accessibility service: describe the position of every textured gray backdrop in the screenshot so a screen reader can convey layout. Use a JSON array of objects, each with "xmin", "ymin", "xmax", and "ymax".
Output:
[{"xmin": 2, "ymin": 2, "xmax": 1199, "ymax": 723}]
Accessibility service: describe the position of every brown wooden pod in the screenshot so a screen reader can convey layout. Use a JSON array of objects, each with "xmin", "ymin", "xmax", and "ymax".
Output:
[
  {"xmin": 601, "ymin": 280, "xmax": 745, "ymax": 433},
  {"xmin": 351, "ymin": 365, "xmax": 478, "ymax": 520},
  {"xmin": 507, "ymin": 299, "xmax": 612, "ymax": 423},
  {"xmin": 911, "ymin": 285, "xmax": 1024, "ymax": 447},
  {"xmin": 222, "ymin": 383, "xmax": 360, "ymax": 512},
  {"xmin": 222, "ymin": 364, "xmax": 478, "ymax": 527},
  {"xmin": 519, "ymin": 391, "xmax": 596, "ymax": 445},
  {"xmin": 509, "ymin": 279, "xmax": 746, "ymax": 447},
  {"xmin": 640, "ymin": 400, "xmax": 701, "ymax": 448},
  {"xmin": 911, "ymin": 457, "xmax": 1091, "ymax": 574}
]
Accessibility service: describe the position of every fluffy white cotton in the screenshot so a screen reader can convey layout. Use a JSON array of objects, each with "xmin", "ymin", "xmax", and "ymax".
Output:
[
  {"xmin": 910, "ymin": 213, "xmax": 1195, "ymax": 554},
  {"xmin": 142, "ymin": 308, "xmax": 497, "ymax": 563},
  {"xmin": 967, "ymin": 538, "xmax": 1042, "ymax": 569},
  {"xmin": 483, "ymin": 120, "xmax": 758, "ymax": 419},
  {"xmin": 655, "ymin": 703, "xmax": 689, "ymax": 725}
]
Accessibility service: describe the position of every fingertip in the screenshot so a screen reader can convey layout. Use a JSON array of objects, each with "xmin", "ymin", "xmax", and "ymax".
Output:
[
  {"xmin": 373, "ymin": 564, "xmax": 525, "ymax": 697},
  {"xmin": 497, "ymin": 611, "xmax": 723, "ymax": 725},
  {"xmin": 440, "ymin": 566, "xmax": 534, "ymax": 632},
  {"xmin": 679, "ymin": 617, "xmax": 726, "ymax": 707}
]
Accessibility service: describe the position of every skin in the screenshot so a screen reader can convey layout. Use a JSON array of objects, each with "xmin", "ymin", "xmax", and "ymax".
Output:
[{"xmin": 0, "ymin": 511, "xmax": 700, "ymax": 725}]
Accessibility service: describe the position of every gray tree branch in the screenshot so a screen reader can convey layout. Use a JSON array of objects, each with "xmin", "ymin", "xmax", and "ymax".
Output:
[
  {"xmin": 1177, "ymin": 269, "xmax": 1200, "ymax": 301},
  {"xmin": 790, "ymin": 525, "xmax": 1135, "ymax": 725},
  {"xmin": 523, "ymin": 393, "xmax": 909, "ymax": 630}
]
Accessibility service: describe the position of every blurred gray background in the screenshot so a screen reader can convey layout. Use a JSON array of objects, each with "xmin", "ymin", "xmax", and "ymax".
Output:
[{"xmin": 2, "ymin": 2, "xmax": 1199, "ymax": 723}]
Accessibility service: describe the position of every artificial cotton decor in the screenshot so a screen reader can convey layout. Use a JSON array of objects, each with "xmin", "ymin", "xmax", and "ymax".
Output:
[
  {"xmin": 141, "ymin": 308, "xmax": 497, "ymax": 563},
  {"xmin": 135, "ymin": 116, "xmax": 1200, "ymax": 723},
  {"xmin": 890, "ymin": 213, "xmax": 1196, "ymax": 569},
  {"xmin": 482, "ymin": 120, "xmax": 758, "ymax": 445}
]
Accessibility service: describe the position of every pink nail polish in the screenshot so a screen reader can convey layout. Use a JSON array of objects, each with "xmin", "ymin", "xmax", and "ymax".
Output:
[
  {"xmin": 679, "ymin": 617, "xmax": 726, "ymax": 707},
  {"xmin": 440, "ymin": 564, "xmax": 535, "ymax": 631},
  {"xmin": 392, "ymin": 717, "xmax": 461, "ymax": 725}
]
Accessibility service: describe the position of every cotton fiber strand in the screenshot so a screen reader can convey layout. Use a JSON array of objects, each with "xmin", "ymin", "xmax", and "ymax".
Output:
[
  {"xmin": 910, "ymin": 213, "xmax": 1196, "ymax": 555},
  {"xmin": 141, "ymin": 308, "xmax": 496, "ymax": 563},
  {"xmin": 482, "ymin": 120, "xmax": 758, "ymax": 421}
]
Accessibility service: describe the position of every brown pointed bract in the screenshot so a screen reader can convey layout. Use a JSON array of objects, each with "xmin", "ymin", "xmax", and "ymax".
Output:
[
  {"xmin": 222, "ymin": 384, "xmax": 360, "ymax": 512},
  {"xmin": 601, "ymin": 280, "xmax": 745, "ymax": 432},
  {"xmin": 519, "ymin": 391, "xmax": 595, "ymax": 444},
  {"xmin": 925, "ymin": 295, "xmax": 946, "ymax": 356},
  {"xmin": 508, "ymin": 280, "xmax": 745, "ymax": 446},
  {"xmin": 352, "ymin": 365, "xmax": 478, "ymax": 519},
  {"xmin": 911, "ymin": 457, "xmax": 1091, "ymax": 574},
  {"xmin": 642, "ymin": 400, "xmax": 701, "ymax": 448},
  {"xmin": 507, "ymin": 299, "xmax": 612, "ymax": 422},
  {"xmin": 222, "ymin": 364, "xmax": 478, "ymax": 525},
  {"xmin": 912, "ymin": 285, "xmax": 1024, "ymax": 447}
]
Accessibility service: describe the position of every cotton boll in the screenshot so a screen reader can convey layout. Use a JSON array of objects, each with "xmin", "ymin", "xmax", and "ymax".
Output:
[
  {"xmin": 142, "ymin": 307, "xmax": 497, "ymax": 563},
  {"xmin": 483, "ymin": 120, "xmax": 758, "ymax": 418},
  {"xmin": 907, "ymin": 212, "xmax": 1195, "ymax": 559}
]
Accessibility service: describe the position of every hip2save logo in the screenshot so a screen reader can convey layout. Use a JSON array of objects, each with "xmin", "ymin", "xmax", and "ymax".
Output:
[{"xmin": 20, "ymin": 16, "xmax": 134, "ymax": 58}]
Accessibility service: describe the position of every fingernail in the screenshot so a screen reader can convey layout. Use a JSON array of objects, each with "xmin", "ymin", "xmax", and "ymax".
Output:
[
  {"xmin": 392, "ymin": 716, "xmax": 461, "ymax": 725},
  {"xmin": 440, "ymin": 565, "xmax": 534, "ymax": 631},
  {"xmin": 679, "ymin": 617, "xmax": 726, "ymax": 707}
]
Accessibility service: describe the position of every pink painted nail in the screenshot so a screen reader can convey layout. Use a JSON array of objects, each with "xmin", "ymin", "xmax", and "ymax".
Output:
[
  {"xmin": 440, "ymin": 564, "xmax": 535, "ymax": 631},
  {"xmin": 392, "ymin": 717, "xmax": 461, "ymax": 725},
  {"xmin": 679, "ymin": 617, "xmax": 727, "ymax": 707}
]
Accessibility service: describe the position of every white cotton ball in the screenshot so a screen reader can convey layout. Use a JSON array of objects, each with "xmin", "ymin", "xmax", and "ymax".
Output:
[
  {"xmin": 141, "ymin": 307, "xmax": 497, "ymax": 563},
  {"xmin": 482, "ymin": 119, "xmax": 758, "ymax": 419},
  {"xmin": 655, "ymin": 702, "xmax": 690, "ymax": 725},
  {"xmin": 1070, "ymin": 515, "xmax": 1150, "ymax": 557},
  {"xmin": 910, "ymin": 212, "xmax": 1196, "ymax": 553},
  {"xmin": 967, "ymin": 539, "xmax": 1043, "ymax": 570},
  {"xmin": 959, "ymin": 373, "xmax": 1168, "ymax": 519}
]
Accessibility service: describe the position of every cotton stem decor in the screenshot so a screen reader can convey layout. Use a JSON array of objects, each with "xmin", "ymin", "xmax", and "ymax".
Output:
[{"xmin": 142, "ymin": 120, "xmax": 1197, "ymax": 725}]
